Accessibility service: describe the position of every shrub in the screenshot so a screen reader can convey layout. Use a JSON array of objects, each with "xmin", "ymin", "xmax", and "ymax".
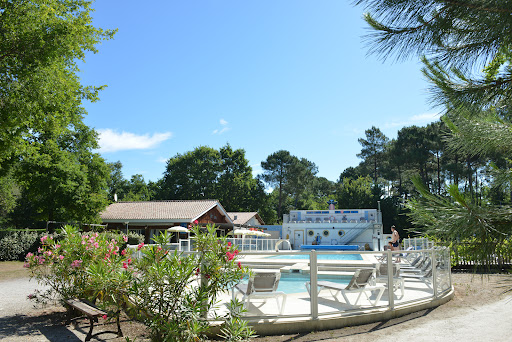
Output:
[
  {"xmin": 24, "ymin": 225, "xmax": 134, "ymax": 317},
  {"xmin": 0, "ymin": 231, "xmax": 41, "ymax": 261},
  {"xmin": 130, "ymin": 224, "xmax": 254, "ymax": 341}
]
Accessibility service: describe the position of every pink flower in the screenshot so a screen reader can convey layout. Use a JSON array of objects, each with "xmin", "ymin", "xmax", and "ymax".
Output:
[
  {"xmin": 127, "ymin": 258, "xmax": 132, "ymax": 265},
  {"xmin": 23, "ymin": 262, "xmax": 30, "ymax": 268},
  {"xmin": 121, "ymin": 249, "xmax": 127, "ymax": 256},
  {"xmin": 227, "ymin": 242, "xmax": 232, "ymax": 247},
  {"xmin": 137, "ymin": 243, "xmax": 144, "ymax": 251},
  {"xmin": 102, "ymin": 314, "xmax": 107, "ymax": 320},
  {"xmin": 193, "ymin": 220, "xmax": 199, "ymax": 225},
  {"xmin": 238, "ymin": 261, "xmax": 242, "ymax": 269},
  {"xmin": 26, "ymin": 252, "xmax": 33, "ymax": 258},
  {"xmin": 123, "ymin": 262, "xmax": 128, "ymax": 269},
  {"xmin": 71, "ymin": 260, "xmax": 82, "ymax": 268},
  {"xmin": 81, "ymin": 240, "xmax": 86, "ymax": 245},
  {"xmin": 226, "ymin": 252, "xmax": 234, "ymax": 261},
  {"xmin": 58, "ymin": 255, "xmax": 64, "ymax": 261},
  {"xmin": 123, "ymin": 235, "xmax": 128, "ymax": 242},
  {"xmin": 40, "ymin": 236, "xmax": 48, "ymax": 243},
  {"xmin": 94, "ymin": 242, "xmax": 99, "ymax": 248}
]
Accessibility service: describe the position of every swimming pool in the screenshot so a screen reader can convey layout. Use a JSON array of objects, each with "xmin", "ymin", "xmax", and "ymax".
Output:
[
  {"xmin": 277, "ymin": 273, "xmax": 351, "ymax": 294},
  {"xmin": 266, "ymin": 253, "xmax": 363, "ymax": 261}
]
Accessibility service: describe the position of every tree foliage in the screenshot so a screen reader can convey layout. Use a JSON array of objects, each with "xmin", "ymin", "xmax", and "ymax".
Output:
[{"xmin": 0, "ymin": 0, "xmax": 116, "ymax": 168}]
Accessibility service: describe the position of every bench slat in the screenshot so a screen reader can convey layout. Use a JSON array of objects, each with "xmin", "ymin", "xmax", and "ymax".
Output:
[{"xmin": 65, "ymin": 299, "xmax": 106, "ymax": 317}]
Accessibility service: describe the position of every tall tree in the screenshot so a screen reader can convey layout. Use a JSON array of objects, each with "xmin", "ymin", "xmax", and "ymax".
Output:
[
  {"xmin": 357, "ymin": 126, "xmax": 389, "ymax": 184},
  {"xmin": 15, "ymin": 124, "xmax": 109, "ymax": 225},
  {"xmin": 0, "ymin": 0, "xmax": 115, "ymax": 170},
  {"xmin": 123, "ymin": 174, "xmax": 151, "ymax": 202},
  {"xmin": 356, "ymin": 0, "xmax": 512, "ymax": 269},
  {"xmin": 217, "ymin": 144, "xmax": 257, "ymax": 212},
  {"xmin": 159, "ymin": 146, "xmax": 221, "ymax": 200},
  {"xmin": 107, "ymin": 161, "xmax": 128, "ymax": 202},
  {"xmin": 286, "ymin": 157, "xmax": 318, "ymax": 209},
  {"xmin": 260, "ymin": 150, "xmax": 295, "ymax": 220}
]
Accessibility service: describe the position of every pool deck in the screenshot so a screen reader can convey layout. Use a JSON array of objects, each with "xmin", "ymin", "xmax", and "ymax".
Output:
[{"xmin": 208, "ymin": 253, "xmax": 453, "ymax": 335}]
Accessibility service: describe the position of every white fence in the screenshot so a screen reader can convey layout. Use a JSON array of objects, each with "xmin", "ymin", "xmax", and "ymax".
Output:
[
  {"xmin": 402, "ymin": 237, "xmax": 435, "ymax": 250},
  {"xmin": 227, "ymin": 238, "xmax": 291, "ymax": 252}
]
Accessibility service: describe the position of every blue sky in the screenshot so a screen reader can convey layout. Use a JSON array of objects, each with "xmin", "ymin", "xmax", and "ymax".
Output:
[{"xmin": 79, "ymin": 1, "xmax": 439, "ymax": 183}]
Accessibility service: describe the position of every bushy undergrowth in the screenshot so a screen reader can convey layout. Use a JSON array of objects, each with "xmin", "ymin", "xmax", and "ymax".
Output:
[
  {"xmin": 0, "ymin": 230, "xmax": 41, "ymax": 261},
  {"xmin": 129, "ymin": 225, "xmax": 254, "ymax": 341},
  {"xmin": 24, "ymin": 224, "xmax": 255, "ymax": 342}
]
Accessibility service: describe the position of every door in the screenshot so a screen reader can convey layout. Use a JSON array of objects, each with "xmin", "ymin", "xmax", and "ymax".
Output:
[{"xmin": 294, "ymin": 230, "xmax": 304, "ymax": 248}]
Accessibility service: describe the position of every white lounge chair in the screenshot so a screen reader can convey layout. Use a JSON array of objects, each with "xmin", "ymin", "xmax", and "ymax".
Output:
[
  {"xmin": 232, "ymin": 270, "xmax": 286, "ymax": 315},
  {"xmin": 305, "ymin": 268, "xmax": 385, "ymax": 306},
  {"xmin": 373, "ymin": 262, "xmax": 405, "ymax": 297}
]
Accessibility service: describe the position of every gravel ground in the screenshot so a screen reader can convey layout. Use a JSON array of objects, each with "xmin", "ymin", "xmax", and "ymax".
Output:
[{"xmin": 1, "ymin": 262, "xmax": 511, "ymax": 342}]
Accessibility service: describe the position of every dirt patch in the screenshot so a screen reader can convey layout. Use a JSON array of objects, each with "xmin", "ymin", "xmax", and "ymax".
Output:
[
  {"xmin": 1, "ymin": 262, "xmax": 510, "ymax": 342},
  {"xmin": 0, "ymin": 261, "xmax": 30, "ymax": 281}
]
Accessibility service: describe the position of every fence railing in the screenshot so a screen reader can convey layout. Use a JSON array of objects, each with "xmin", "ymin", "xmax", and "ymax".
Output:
[
  {"xmin": 128, "ymin": 242, "xmax": 452, "ymax": 323},
  {"xmin": 228, "ymin": 246, "xmax": 452, "ymax": 320},
  {"xmin": 226, "ymin": 238, "xmax": 291, "ymax": 252},
  {"xmin": 402, "ymin": 237, "xmax": 435, "ymax": 250}
]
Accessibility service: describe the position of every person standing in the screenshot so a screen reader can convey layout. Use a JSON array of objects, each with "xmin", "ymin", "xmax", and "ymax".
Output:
[{"xmin": 391, "ymin": 225, "xmax": 400, "ymax": 262}]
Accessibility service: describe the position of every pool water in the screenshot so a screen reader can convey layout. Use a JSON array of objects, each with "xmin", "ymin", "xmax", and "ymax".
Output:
[
  {"xmin": 277, "ymin": 273, "xmax": 351, "ymax": 294},
  {"xmin": 266, "ymin": 253, "xmax": 363, "ymax": 261}
]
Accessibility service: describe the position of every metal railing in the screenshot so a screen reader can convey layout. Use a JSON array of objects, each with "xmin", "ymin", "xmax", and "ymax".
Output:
[
  {"xmin": 229, "ymin": 246, "xmax": 452, "ymax": 320},
  {"xmin": 402, "ymin": 237, "xmax": 435, "ymax": 250},
  {"xmin": 226, "ymin": 238, "xmax": 290, "ymax": 252}
]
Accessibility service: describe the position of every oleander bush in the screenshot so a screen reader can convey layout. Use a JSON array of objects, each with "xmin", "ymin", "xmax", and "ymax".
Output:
[
  {"xmin": 24, "ymin": 225, "xmax": 133, "ymax": 318},
  {"xmin": 24, "ymin": 224, "xmax": 255, "ymax": 341},
  {"xmin": 129, "ymin": 224, "xmax": 254, "ymax": 342}
]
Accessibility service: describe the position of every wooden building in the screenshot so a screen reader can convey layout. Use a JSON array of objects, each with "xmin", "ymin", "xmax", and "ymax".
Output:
[
  {"xmin": 227, "ymin": 212, "xmax": 265, "ymax": 228},
  {"xmin": 100, "ymin": 200, "xmax": 233, "ymax": 243}
]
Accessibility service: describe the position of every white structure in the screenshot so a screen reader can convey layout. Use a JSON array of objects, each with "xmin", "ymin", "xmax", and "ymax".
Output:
[{"xmin": 282, "ymin": 201, "xmax": 383, "ymax": 250}]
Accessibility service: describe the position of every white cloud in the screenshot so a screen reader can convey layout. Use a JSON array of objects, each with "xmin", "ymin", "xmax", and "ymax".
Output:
[
  {"xmin": 384, "ymin": 112, "xmax": 440, "ymax": 129},
  {"xmin": 156, "ymin": 157, "xmax": 168, "ymax": 164},
  {"xmin": 97, "ymin": 129, "xmax": 173, "ymax": 153},
  {"xmin": 212, "ymin": 118, "xmax": 230, "ymax": 135},
  {"xmin": 410, "ymin": 112, "xmax": 440, "ymax": 123}
]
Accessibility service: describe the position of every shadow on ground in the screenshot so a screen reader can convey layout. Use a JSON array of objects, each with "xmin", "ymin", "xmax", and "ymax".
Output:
[
  {"xmin": 0, "ymin": 309, "xmax": 128, "ymax": 342},
  {"xmin": 252, "ymin": 307, "xmax": 438, "ymax": 342}
]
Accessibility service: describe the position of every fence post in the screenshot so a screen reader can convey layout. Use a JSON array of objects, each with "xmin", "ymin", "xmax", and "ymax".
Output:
[
  {"xmin": 448, "ymin": 247, "xmax": 452, "ymax": 290},
  {"xmin": 432, "ymin": 249, "xmax": 437, "ymax": 298},
  {"xmin": 387, "ymin": 249, "xmax": 394, "ymax": 310},
  {"xmin": 310, "ymin": 250, "xmax": 319, "ymax": 320}
]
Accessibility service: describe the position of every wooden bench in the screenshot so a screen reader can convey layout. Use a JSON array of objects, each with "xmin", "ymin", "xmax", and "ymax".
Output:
[{"xmin": 65, "ymin": 298, "xmax": 122, "ymax": 341}]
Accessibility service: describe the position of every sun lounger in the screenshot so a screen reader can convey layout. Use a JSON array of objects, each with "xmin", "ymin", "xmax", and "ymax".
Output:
[
  {"xmin": 305, "ymin": 268, "xmax": 385, "ymax": 306},
  {"xmin": 232, "ymin": 270, "xmax": 286, "ymax": 315}
]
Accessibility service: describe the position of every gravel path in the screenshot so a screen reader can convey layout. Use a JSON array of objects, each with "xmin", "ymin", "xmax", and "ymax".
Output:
[{"xmin": 1, "ymin": 268, "xmax": 511, "ymax": 341}]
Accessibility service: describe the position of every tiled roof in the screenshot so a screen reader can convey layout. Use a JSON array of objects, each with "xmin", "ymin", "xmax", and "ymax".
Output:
[
  {"xmin": 101, "ymin": 200, "xmax": 221, "ymax": 221},
  {"xmin": 227, "ymin": 212, "xmax": 264, "ymax": 225}
]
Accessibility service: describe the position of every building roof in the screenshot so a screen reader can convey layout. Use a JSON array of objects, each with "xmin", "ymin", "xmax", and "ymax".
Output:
[
  {"xmin": 227, "ymin": 212, "xmax": 265, "ymax": 226},
  {"xmin": 101, "ymin": 200, "xmax": 232, "ymax": 224}
]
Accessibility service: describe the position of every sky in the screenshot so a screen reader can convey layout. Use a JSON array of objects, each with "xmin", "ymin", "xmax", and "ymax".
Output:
[{"xmin": 79, "ymin": 1, "xmax": 440, "ymax": 184}]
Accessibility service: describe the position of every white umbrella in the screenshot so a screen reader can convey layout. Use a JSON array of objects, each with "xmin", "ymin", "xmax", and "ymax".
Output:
[
  {"xmin": 167, "ymin": 227, "xmax": 189, "ymax": 233},
  {"xmin": 233, "ymin": 229, "xmax": 259, "ymax": 236}
]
